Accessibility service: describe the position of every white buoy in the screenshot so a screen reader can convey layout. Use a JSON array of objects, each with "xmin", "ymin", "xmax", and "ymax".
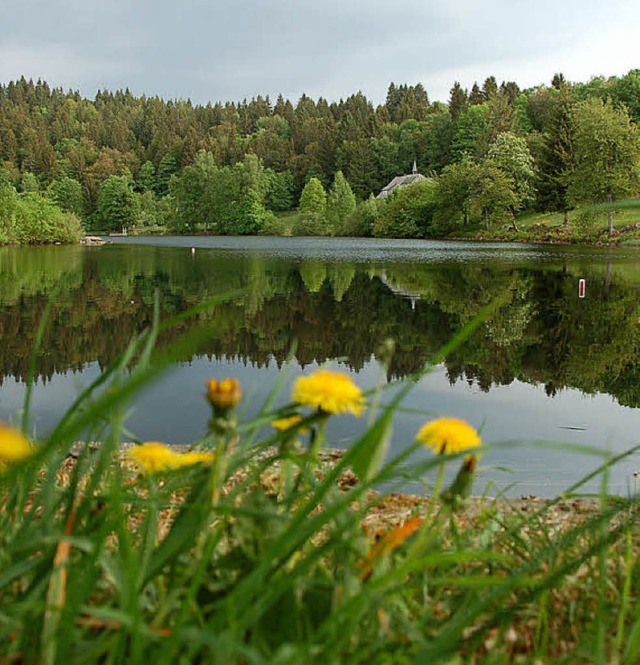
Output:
[{"xmin": 191, "ymin": 247, "xmax": 196, "ymax": 255}]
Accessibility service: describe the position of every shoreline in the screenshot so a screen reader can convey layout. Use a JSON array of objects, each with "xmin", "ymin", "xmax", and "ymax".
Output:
[
  {"xmin": 104, "ymin": 230, "xmax": 628, "ymax": 247},
  {"xmin": 68, "ymin": 443, "xmax": 604, "ymax": 535},
  {"xmin": 3, "ymin": 227, "xmax": 638, "ymax": 248}
]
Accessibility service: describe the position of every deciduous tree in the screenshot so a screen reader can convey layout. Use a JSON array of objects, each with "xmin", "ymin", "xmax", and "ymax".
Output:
[
  {"xmin": 95, "ymin": 174, "xmax": 141, "ymax": 232},
  {"xmin": 568, "ymin": 98, "xmax": 640, "ymax": 236},
  {"xmin": 47, "ymin": 175, "xmax": 85, "ymax": 219},
  {"xmin": 470, "ymin": 160, "xmax": 519, "ymax": 229},
  {"xmin": 373, "ymin": 180, "xmax": 436, "ymax": 238},
  {"xmin": 487, "ymin": 132, "xmax": 536, "ymax": 213},
  {"xmin": 433, "ymin": 158, "xmax": 477, "ymax": 231}
]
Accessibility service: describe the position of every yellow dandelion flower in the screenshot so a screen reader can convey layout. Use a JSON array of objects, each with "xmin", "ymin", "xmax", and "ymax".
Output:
[
  {"xmin": 175, "ymin": 451, "xmax": 216, "ymax": 467},
  {"xmin": 416, "ymin": 417, "xmax": 481, "ymax": 455},
  {"xmin": 271, "ymin": 415, "xmax": 307, "ymax": 432},
  {"xmin": 128, "ymin": 442, "xmax": 178, "ymax": 474},
  {"xmin": 0, "ymin": 423, "xmax": 35, "ymax": 463},
  {"xmin": 206, "ymin": 378, "xmax": 242, "ymax": 410},
  {"xmin": 128, "ymin": 442, "xmax": 215, "ymax": 474},
  {"xmin": 291, "ymin": 369, "xmax": 365, "ymax": 416}
]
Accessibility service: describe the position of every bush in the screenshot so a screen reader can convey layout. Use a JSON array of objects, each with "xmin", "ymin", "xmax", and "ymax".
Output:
[
  {"xmin": 1, "ymin": 188, "xmax": 83, "ymax": 244},
  {"xmin": 291, "ymin": 211, "xmax": 331, "ymax": 236},
  {"xmin": 48, "ymin": 211, "xmax": 84, "ymax": 243},
  {"xmin": 343, "ymin": 195, "xmax": 380, "ymax": 237},
  {"xmin": 259, "ymin": 211, "xmax": 289, "ymax": 236},
  {"xmin": 573, "ymin": 207, "xmax": 603, "ymax": 239},
  {"xmin": 373, "ymin": 180, "xmax": 436, "ymax": 238}
]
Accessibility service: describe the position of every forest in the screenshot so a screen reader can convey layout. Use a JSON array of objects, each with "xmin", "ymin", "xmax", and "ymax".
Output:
[{"xmin": 0, "ymin": 70, "xmax": 639, "ymax": 242}]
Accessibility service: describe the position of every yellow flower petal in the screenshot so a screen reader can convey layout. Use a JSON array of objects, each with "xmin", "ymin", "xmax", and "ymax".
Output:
[
  {"xmin": 271, "ymin": 416, "xmax": 307, "ymax": 432},
  {"xmin": 416, "ymin": 417, "xmax": 481, "ymax": 455},
  {"xmin": 291, "ymin": 369, "xmax": 365, "ymax": 416},
  {"xmin": 175, "ymin": 451, "xmax": 216, "ymax": 467},
  {"xmin": 128, "ymin": 442, "xmax": 214, "ymax": 474},
  {"xmin": 128, "ymin": 442, "xmax": 178, "ymax": 474},
  {"xmin": 0, "ymin": 423, "xmax": 35, "ymax": 463}
]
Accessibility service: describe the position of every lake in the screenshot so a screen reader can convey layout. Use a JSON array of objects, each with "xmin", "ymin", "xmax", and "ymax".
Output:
[{"xmin": 2, "ymin": 236, "xmax": 640, "ymax": 497}]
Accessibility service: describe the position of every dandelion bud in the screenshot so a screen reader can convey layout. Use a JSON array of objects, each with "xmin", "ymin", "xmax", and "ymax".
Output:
[
  {"xmin": 441, "ymin": 454, "xmax": 480, "ymax": 511},
  {"xmin": 206, "ymin": 378, "xmax": 242, "ymax": 414}
]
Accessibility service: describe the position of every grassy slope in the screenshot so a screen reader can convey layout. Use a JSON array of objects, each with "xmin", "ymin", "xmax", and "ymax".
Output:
[
  {"xmin": 273, "ymin": 199, "xmax": 640, "ymax": 244},
  {"xmin": 455, "ymin": 198, "xmax": 640, "ymax": 245}
]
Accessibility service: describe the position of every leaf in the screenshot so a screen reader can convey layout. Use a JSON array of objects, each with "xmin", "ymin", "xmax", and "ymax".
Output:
[{"xmin": 0, "ymin": 556, "xmax": 43, "ymax": 591}]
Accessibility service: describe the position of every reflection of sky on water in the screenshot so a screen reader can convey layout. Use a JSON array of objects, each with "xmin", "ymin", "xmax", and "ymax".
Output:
[
  {"xmin": 3, "ymin": 355, "xmax": 640, "ymax": 498},
  {"xmin": 105, "ymin": 235, "xmax": 613, "ymax": 265}
]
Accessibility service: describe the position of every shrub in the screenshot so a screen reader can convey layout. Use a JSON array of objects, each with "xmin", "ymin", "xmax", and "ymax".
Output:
[
  {"xmin": 259, "ymin": 211, "xmax": 289, "ymax": 236},
  {"xmin": 291, "ymin": 211, "xmax": 331, "ymax": 236},
  {"xmin": 373, "ymin": 180, "xmax": 436, "ymax": 238},
  {"xmin": 2, "ymin": 190, "xmax": 83, "ymax": 244},
  {"xmin": 343, "ymin": 194, "xmax": 380, "ymax": 237}
]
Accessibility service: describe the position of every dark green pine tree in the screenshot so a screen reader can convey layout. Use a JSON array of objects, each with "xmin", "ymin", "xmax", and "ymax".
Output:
[
  {"xmin": 536, "ymin": 86, "xmax": 575, "ymax": 224},
  {"xmin": 468, "ymin": 83, "xmax": 484, "ymax": 105},
  {"xmin": 448, "ymin": 82, "xmax": 468, "ymax": 121},
  {"xmin": 482, "ymin": 76, "xmax": 499, "ymax": 100}
]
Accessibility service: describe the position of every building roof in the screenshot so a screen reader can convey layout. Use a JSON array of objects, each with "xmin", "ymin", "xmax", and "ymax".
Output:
[{"xmin": 377, "ymin": 160, "xmax": 427, "ymax": 198}]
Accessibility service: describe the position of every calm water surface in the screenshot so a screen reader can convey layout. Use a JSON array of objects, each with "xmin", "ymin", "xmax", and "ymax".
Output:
[{"xmin": 2, "ymin": 236, "xmax": 640, "ymax": 497}]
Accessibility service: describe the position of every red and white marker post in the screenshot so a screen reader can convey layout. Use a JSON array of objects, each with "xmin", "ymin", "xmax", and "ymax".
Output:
[{"xmin": 578, "ymin": 278, "xmax": 586, "ymax": 298}]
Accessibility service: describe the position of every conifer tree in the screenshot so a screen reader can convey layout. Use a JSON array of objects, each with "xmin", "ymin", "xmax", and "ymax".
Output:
[
  {"xmin": 482, "ymin": 76, "xmax": 499, "ymax": 100},
  {"xmin": 299, "ymin": 177, "xmax": 327, "ymax": 216},
  {"xmin": 536, "ymin": 86, "xmax": 575, "ymax": 224},
  {"xmin": 326, "ymin": 171, "xmax": 356, "ymax": 234},
  {"xmin": 448, "ymin": 82, "xmax": 468, "ymax": 121},
  {"xmin": 138, "ymin": 161, "xmax": 156, "ymax": 192},
  {"xmin": 468, "ymin": 83, "xmax": 484, "ymax": 105}
]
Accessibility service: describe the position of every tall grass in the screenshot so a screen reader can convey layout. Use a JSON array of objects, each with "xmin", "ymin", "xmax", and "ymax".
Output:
[{"xmin": 1, "ymin": 298, "xmax": 639, "ymax": 664}]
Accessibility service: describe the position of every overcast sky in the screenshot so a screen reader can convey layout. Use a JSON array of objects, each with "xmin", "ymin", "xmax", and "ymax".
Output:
[{"xmin": 1, "ymin": 0, "xmax": 638, "ymax": 106}]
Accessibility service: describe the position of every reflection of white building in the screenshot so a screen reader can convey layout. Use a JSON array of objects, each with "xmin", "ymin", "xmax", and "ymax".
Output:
[
  {"xmin": 378, "ymin": 271, "xmax": 420, "ymax": 310},
  {"xmin": 377, "ymin": 160, "xmax": 427, "ymax": 199}
]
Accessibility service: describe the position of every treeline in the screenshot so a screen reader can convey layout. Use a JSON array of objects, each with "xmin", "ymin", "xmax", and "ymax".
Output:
[{"xmin": 0, "ymin": 71, "xmax": 639, "ymax": 240}]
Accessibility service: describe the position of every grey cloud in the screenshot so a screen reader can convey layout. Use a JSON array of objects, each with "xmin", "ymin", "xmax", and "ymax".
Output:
[{"xmin": 0, "ymin": 0, "xmax": 638, "ymax": 105}]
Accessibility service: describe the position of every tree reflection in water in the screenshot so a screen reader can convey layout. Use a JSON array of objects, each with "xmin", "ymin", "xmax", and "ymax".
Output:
[{"xmin": 1, "ymin": 243, "xmax": 639, "ymax": 408}]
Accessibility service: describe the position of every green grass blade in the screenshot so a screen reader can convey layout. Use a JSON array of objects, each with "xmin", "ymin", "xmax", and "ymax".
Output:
[{"xmin": 22, "ymin": 296, "xmax": 54, "ymax": 436}]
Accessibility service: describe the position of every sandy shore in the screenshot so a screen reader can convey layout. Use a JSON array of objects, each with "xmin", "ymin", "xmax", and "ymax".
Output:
[{"xmin": 63, "ymin": 443, "xmax": 604, "ymax": 537}]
